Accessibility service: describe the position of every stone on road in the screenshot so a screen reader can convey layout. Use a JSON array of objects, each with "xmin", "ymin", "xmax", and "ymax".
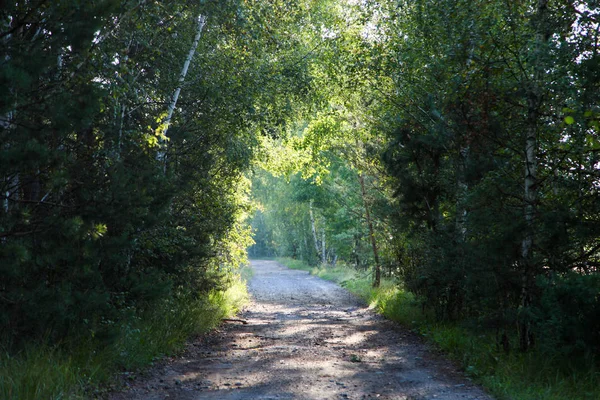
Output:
[{"xmin": 109, "ymin": 260, "xmax": 492, "ymax": 400}]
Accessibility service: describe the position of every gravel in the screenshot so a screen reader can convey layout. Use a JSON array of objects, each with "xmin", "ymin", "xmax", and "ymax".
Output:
[{"xmin": 108, "ymin": 260, "xmax": 493, "ymax": 400}]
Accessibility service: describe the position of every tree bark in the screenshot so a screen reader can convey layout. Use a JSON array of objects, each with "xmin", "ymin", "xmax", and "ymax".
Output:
[
  {"xmin": 455, "ymin": 146, "xmax": 468, "ymax": 242},
  {"xmin": 359, "ymin": 173, "xmax": 381, "ymax": 288},
  {"xmin": 321, "ymin": 227, "xmax": 326, "ymax": 264},
  {"xmin": 117, "ymin": 103, "xmax": 125, "ymax": 160},
  {"xmin": 519, "ymin": 0, "xmax": 547, "ymax": 352},
  {"xmin": 309, "ymin": 199, "xmax": 321, "ymax": 262},
  {"xmin": 3, "ymin": 174, "xmax": 18, "ymax": 214},
  {"xmin": 158, "ymin": 14, "xmax": 206, "ymax": 168}
]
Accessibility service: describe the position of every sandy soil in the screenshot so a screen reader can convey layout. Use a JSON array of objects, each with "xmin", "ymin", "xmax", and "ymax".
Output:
[{"xmin": 108, "ymin": 260, "xmax": 492, "ymax": 400}]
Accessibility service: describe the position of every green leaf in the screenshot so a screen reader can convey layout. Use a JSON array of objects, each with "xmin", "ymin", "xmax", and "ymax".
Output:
[
  {"xmin": 564, "ymin": 116, "xmax": 575, "ymax": 125},
  {"xmin": 585, "ymin": 135, "xmax": 600, "ymax": 150}
]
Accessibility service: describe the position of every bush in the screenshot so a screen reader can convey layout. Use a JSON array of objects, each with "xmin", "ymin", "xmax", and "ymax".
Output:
[
  {"xmin": 534, "ymin": 273, "xmax": 600, "ymax": 357},
  {"xmin": 0, "ymin": 276, "xmax": 249, "ymax": 400}
]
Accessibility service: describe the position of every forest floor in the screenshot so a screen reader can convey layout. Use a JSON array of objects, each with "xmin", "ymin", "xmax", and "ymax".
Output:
[{"xmin": 108, "ymin": 260, "xmax": 492, "ymax": 400}]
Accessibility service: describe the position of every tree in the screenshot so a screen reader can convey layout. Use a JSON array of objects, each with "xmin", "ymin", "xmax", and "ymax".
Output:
[
  {"xmin": 0, "ymin": 0, "xmax": 334, "ymax": 343},
  {"xmin": 379, "ymin": 0, "xmax": 600, "ymax": 353}
]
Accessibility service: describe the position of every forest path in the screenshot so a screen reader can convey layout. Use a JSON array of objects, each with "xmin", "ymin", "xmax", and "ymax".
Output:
[{"xmin": 109, "ymin": 260, "xmax": 492, "ymax": 400}]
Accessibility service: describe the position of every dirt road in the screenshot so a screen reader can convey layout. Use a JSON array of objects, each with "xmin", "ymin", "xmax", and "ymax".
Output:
[{"xmin": 109, "ymin": 260, "xmax": 492, "ymax": 400}]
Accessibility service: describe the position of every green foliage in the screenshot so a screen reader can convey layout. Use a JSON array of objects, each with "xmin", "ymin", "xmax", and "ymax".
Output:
[
  {"xmin": 0, "ymin": 346, "xmax": 85, "ymax": 400},
  {"xmin": 277, "ymin": 257, "xmax": 600, "ymax": 400},
  {"xmin": 534, "ymin": 273, "xmax": 600, "ymax": 357},
  {"xmin": 250, "ymin": 151, "xmax": 394, "ymax": 274},
  {"xmin": 0, "ymin": 277, "xmax": 248, "ymax": 400},
  {"xmin": 0, "ymin": 0, "xmax": 316, "ymax": 395},
  {"xmin": 2, "ymin": 0, "xmax": 599, "ymax": 397},
  {"xmin": 0, "ymin": 0, "xmax": 302, "ymax": 343},
  {"xmin": 379, "ymin": 0, "xmax": 600, "ymax": 355}
]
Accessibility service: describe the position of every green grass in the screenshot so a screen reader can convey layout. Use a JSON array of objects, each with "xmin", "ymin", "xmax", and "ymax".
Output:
[
  {"xmin": 277, "ymin": 257, "xmax": 359, "ymax": 284},
  {"xmin": 0, "ymin": 275, "xmax": 249, "ymax": 400},
  {"xmin": 239, "ymin": 263, "xmax": 255, "ymax": 282},
  {"xmin": 276, "ymin": 257, "xmax": 600, "ymax": 400}
]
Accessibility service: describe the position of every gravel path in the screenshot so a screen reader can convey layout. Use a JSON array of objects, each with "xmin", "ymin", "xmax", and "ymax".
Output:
[{"xmin": 109, "ymin": 260, "xmax": 492, "ymax": 400}]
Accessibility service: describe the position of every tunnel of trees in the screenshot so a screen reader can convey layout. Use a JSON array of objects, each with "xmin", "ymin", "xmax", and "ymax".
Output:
[
  {"xmin": 249, "ymin": 0, "xmax": 600, "ymax": 356},
  {"xmin": 1, "ymin": 0, "xmax": 599, "ymax": 395}
]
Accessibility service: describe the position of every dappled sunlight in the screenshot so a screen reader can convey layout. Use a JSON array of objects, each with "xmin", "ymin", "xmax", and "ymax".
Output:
[
  {"xmin": 277, "ymin": 323, "xmax": 314, "ymax": 337},
  {"xmin": 5, "ymin": 0, "xmax": 597, "ymax": 399},
  {"xmin": 104, "ymin": 260, "xmax": 491, "ymax": 400},
  {"xmin": 325, "ymin": 331, "xmax": 372, "ymax": 346}
]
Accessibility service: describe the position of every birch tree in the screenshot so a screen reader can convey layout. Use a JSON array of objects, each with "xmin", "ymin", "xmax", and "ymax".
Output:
[{"xmin": 157, "ymin": 14, "xmax": 206, "ymax": 168}]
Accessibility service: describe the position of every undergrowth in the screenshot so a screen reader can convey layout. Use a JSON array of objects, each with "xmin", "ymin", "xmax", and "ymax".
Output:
[
  {"xmin": 0, "ymin": 275, "xmax": 249, "ymax": 400},
  {"xmin": 276, "ymin": 257, "xmax": 600, "ymax": 400}
]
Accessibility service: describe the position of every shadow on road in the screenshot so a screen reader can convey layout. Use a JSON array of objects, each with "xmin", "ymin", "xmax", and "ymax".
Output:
[{"xmin": 109, "ymin": 260, "xmax": 491, "ymax": 400}]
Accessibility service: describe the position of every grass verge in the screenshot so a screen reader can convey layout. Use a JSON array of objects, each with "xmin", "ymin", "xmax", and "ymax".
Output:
[
  {"xmin": 276, "ymin": 257, "xmax": 600, "ymax": 400},
  {"xmin": 0, "ymin": 274, "xmax": 249, "ymax": 400}
]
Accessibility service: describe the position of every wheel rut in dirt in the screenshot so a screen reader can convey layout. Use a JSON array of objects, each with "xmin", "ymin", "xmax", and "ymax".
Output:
[{"xmin": 109, "ymin": 260, "xmax": 492, "ymax": 400}]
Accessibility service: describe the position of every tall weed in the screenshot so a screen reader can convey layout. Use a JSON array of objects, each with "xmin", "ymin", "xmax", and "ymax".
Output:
[{"xmin": 0, "ymin": 276, "xmax": 249, "ymax": 400}]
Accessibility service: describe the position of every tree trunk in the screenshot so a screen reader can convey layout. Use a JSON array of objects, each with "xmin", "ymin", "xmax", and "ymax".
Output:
[
  {"xmin": 321, "ymin": 227, "xmax": 326, "ymax": 264},
  {"xmin": 309, "ymin": 199, "xmax": 321, "ymax": 262},
  {"xmin": 117, "ymin": 103, "xmax": 125, "ymax": 160},
  {"xmin": 2, "ymin": 111, "xmax": 16, "ymax": 214},
  {"xmin": 3, "ymin": 174, "xmax": 18, "ymax": 214},
  {"xmin": 520, "ymin": 0, "xmax": 547, "ymax": 352},
  {"xmin": 302, "ymin": 233, "xmax": 311, "ymax": 262},
  {"xmin": 359, "ymin": 173, "xmax": 381, "ymax": 288},
  {"xmin": 352, "ymin": 233, "xmax": 361, "ymax": 268},
  {"xmin": 158, "ymin": 14, "xmax": 206, "ymax": 168},
  {"xmin": 2, "ymin": 16, "xmax": 17, "ymax": 215},
  {"xmin": 455, "ymin": 146, "xmax": 468, "ymax": 242},
  {"xmin": 520, "ymin": 96, "xmax": 538, "ymax": 351}
]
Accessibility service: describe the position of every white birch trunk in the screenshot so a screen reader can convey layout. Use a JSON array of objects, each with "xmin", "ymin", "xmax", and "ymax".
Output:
[
  {"xmin": 3, "ymin": 187, "xmax": 7, "ymax": 213},
  {"xmin": 309, "ymin": 199, "xmax": 321, "ymax": 260},
  {"xmin": 522, "ymin": 126, "xmax": 536, "ymax": 261},
  {"xmin": 117, "ymin": 104, "xmax": 125, "ymax": 160},
  {"xmin": 157, "ymin": 14, "xmax": 206, "ymax": 167},
  {"xmin": 520, "ymin": 0, "xmax": 547, "ymax": 351},
  {"xmin": 321, "ymin": 227, "xmax": 326, "ymax": 265},
  {"xmin": 455, "ymin": 147, "xmax": 468, "ymax": 242},
  {"xmin": 3, "ymin": 17, "xmax": 16, "ymax": 214}
]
